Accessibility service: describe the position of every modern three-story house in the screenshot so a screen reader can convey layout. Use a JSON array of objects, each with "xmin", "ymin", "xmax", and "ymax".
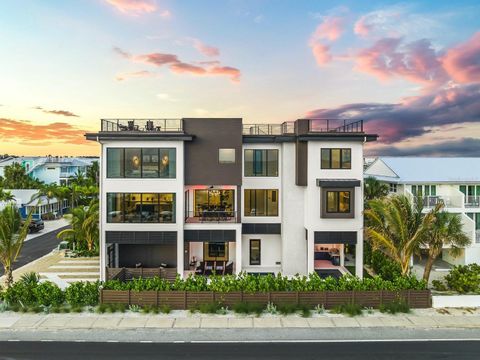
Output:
[
  {"xmin": 86, "ymin": 118, "xmax": 377, "ymax": 281},
  {"xmin": 365, "ymin": 157, "xmax": 480, "ymax": 266}
]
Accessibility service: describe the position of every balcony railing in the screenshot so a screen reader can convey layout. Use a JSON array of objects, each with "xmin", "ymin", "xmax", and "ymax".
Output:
[
  {"xmin": 242, "ymin": 122, "xmax": 294, "ymax": 135},
  {"xmin": 308, "ymin": 119, "xmax": 363, "ymax": 133},
  {"xmin": 185, "ymin": 210, "xmax": 238, "ymax": 223},
  {"xmin": 465, "ymin": 196, "xmax": 480, "ymax": 208},
  {"xmin": 421, "ymin": 195, "xmax": 463, "ymax": 208},
  {"xmin": 101, "ymin": 119, "xmax": 183, "ymax": 132}
]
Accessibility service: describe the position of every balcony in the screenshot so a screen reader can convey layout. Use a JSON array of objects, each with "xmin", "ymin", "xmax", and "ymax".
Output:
[
  {"xmin": 421, "ymin": 195, "xmax": 464, "ymax": 209},
  {"xmin": 185, "ymin": 210, "xmax": 238, "ymax": 223},
  {"xmin": 101, "ymin": 119, "xmax": 183, "ymax": 133},
  {"xmin": 465, "ymin": 196, "xmax": 480, "ymax": 208}
]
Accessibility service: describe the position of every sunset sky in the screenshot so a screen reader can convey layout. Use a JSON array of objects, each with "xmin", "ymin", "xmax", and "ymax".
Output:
[{"xmin": 1, "ymin": 0, "xmax": 480, "ymax": 156}]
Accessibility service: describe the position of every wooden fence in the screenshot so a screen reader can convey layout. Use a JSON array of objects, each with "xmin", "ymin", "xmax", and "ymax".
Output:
[{"xmin": 100, "ymin": 289, "xmax": 431, "ymax": 309}]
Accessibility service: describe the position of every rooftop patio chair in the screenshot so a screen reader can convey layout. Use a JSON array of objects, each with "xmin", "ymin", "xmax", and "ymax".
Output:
[{"xmin": 146, "ymin": 120, "xmax": 154, "ymax": 131}]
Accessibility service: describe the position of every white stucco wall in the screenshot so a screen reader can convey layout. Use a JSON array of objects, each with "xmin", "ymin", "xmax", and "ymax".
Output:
[{"xmin": 241, "ymin": 234, "xmax": 282, "ymax": 273}]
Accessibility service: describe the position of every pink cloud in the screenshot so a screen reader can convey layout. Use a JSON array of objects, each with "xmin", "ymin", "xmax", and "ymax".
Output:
[
  {"xmin": 354, "ymin": 16, "xmax": 372, "ymax": 37},
  {"xmin": 105, "ymin": 0, "xmax": 157, "ymax": 15},
  {"xmin": 355, "ymin": 38, "xmax": 448, "ymax": 85},
  {"xmin": 115, "ymin": 70, "xmax": 155, "ymax": 81},
  {"xmin": 443, "ymin": 32, "xmax": 480, "ymax": 84},
  {"xmin": 310, "ymin": 43, "xmax": 332, "ymax": 65},
  {"xmin": 191, "ymin": 39, "xmax": 220, "ymax": 57},
  {"xmin": 312, "ymin": 17, "xmax": 345, "ymax": 41},
  {"xmin": 114, "ymin": 47, "xmax": 241, "ymax": 82}
]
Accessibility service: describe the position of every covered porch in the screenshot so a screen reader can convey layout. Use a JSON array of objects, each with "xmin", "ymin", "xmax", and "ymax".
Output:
[
  {"xmin": 183, "ymin": 228, "xmax": 240, "ymax": 277},
  {"xmin": 313, "ymin": 231, "xmax": 358, "ymax": 278}
]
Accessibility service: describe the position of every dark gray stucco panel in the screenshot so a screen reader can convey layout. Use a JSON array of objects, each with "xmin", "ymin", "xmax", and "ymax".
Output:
[
  {"xmin": 183, "ymin": 118, "xmax": 242, "ymax": 185},
  {"xmin": 314, "ymin": 231, "xmax": 357, "ymax": 245},
  {"xmin": 295, "ymin": 120, "xmax": 309, "ymax": 186},
  {"xmin": 242, "ymin": 223, "xmax": 281, "ymax": 234}
]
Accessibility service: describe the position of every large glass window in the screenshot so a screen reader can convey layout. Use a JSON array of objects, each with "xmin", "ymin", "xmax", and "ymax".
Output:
[
  {"xmin": 106, "ymin": 193, "xmax": 175, "ymax": 223},
  {"xmin": 106, "ymin": 148, "xmax": 176, "ymax": 178},
  {"xmin": 250, "ymin": 239, "xmax": 261, "ymax": 265},
  {"xmin": 244, "ymin": 149, "xmax": 278, "ymax": 176},
  {"xmin": 194, "ymin": 189, "xmax": 234, "ymax": 216},
  {"xmin": 244, "ymin": 189, "xmax": 278, "ymax": 216},
  {"xmin": 107, "ymin": 148, "xmax": 124, "ymax": 178},
  {"xmin": 326, "ymin": 191, "xmax": 351, "ymax": 213},
  {"xmin": 321, "ymin": 148, "xmax": 351, "ymax": 169}
]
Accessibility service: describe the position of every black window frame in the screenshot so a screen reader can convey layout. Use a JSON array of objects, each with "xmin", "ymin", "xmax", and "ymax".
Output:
[
  {"xmin": 321, "ymin": 187, "xmax": 354, "ymax": 219},
  {"xmin": 244, "ymin": 189, "xmax": 279, "ymax": 217},
  {"xmin": 244, "ymin": 149, "xmax": 279, "ymax": 177},
  {"xmin": 106, "ymin": 148, "xmax": 176, "ymax": 179},
  {"xmin": 249, "ymin": 239, "xmax": 261, "ymax": 265},
  {"xmin": 321, "ymin": 148, "xmax": 352, "ymax": 169},
  {"xmin": 106, "ymin": 192, "xmax": 176, "ymax": 224}
]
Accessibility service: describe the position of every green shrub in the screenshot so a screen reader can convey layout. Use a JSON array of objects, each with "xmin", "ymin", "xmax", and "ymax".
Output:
[
  {"xmin": 298, "ymin": 304, "xmax": 312, "ymax": 318},
  {"xmin": 160, "ymin": 304, "xmax": 171, "ymax": 314},
  {"xmin": 380, "ymin": 300, "xmax": 410, "ymax": 314},
  {"xmin": 331, "ymin": 303, "xmax": 363, "ymax": 317},
  {"xmin": 371, "ymin": 251, "xmax": 401, "ymax": 281},
  {"xmin": 444, "ymin": 264, "xmax": 480, "ymax": 294},
  {"xmin": 195, "ymin": 302, "xmax": 222, "ymax": 314},
  {"xmin": 277, "ymin": 304, "xmax": 297, "ymax": 315},
  {"xmin": 431, "ymin": 280, "xmax": 448, "ymax": 292},
  {"xmin": 19, "ymin": 272, "xmax": 40, "ymax": 287},
  {"xmin": 33, "ymin": 282, "xmax": 64, "ymax": 307},
  {"xmin": 232, "ymin": 302, "xmax": 264, "ymax": 316},
  {"xmin": 65, "ymin": 281, "xmax": 99, "ymax": 307}
]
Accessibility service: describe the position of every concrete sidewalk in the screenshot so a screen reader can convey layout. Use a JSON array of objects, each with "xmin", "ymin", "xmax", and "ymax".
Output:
[{"xmin": 1, "ymin": 308, "xmax": 480, "ymax": 331}]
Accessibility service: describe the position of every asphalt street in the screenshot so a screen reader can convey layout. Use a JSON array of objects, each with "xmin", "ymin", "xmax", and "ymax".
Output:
[
  {"xmin": 0, "ymin": 340, "xmax": 479, "ymax": 360},
  {"xmin": 0, "ymin": 226, "xmax": 68, "ymax": 277}
]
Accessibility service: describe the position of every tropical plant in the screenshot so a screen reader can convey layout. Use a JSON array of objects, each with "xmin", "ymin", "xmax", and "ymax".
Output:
[
  {"xmin": 0, "ymin": 189, "xmax": 15, "ymax": 202},
  {"xmin": 0, "ymin": 163, "xmax": 43, "ymax": 189},
  {"xmin": 365, "ymin": 195, "xmax": 438, "ymax": 275},
  {"xmin": 57, "ymin": 199, "xmax": 99, "ymax": 252},
  {"xmin": 364, "ymin": 176, "xmax": 390, "ymax": 202},
  {"xmin": 30, "ymin": 183, "xmax": 59, "ymax": 216},
  {"xmin": 86, "ymin": 161, "xmax": 99, "ymax": 185},
  {"xmin": 422, "ymin": 211, "xmax": 471, "ymax": 282},
  {"xmin": 0, "ymin": 204, "xmax": 33, "ymax": 288},
  {"xmin": 444, "ymin": 264, "xmax": 480, "ymax": 293}
]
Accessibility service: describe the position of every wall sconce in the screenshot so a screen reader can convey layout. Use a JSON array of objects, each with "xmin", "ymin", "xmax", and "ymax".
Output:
[{"xmin": 132, "ymin": 156, "xmax": 140, "ymax": 168}]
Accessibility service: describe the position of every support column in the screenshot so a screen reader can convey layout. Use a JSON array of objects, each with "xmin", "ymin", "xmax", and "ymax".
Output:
[
  {"xmin": 235, "ymin": 228, "xmax": 242, "ymax": 275},
  {"xmin": 177, "ymin": 229, "xmax": 184, "ymax": 278},
  {"xmin": 355, "ymin": 230, "xmax": 363, "ymax": 279},
  {"xmin": 307, "ymin": 229, "xmax": 314, "ymax": 275}
]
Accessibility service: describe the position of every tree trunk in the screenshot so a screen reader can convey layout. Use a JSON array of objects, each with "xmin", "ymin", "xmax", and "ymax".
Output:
[
  {"xmin": 423, "ymin": 250, "xmax": 440, "ymax": 282},
  {"xmin": 4, "ymin": 266, "xmax": 13, "ymax": 288}
]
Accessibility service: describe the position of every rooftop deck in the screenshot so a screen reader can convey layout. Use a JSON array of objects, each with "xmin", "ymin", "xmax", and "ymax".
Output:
[{"xmin": 101, "ymin": 119, "xmax": 183, "ymax": 133}]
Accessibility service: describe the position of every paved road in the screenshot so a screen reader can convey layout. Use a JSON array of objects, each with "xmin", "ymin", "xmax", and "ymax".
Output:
[
  {"xmin": 0, "ymin": 226, "xmax": 69, "ymax": 277},
  {"xmin": 0, "ymin": 340, "xmax": 479, "ymax": 360}
]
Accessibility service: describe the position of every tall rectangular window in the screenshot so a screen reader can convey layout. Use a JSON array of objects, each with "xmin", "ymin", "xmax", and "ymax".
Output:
[
  {"xmin": 244, "ymin": 189, "xmax": 279, "ymax": 216},
  {"xmin": 107, "ymin": 148, "xmax": 124, "ymax": 178},
  {"xmin": 106, "ymin": 148, "xmax": 176, "ymax": 178},
  {"xmin": 320, "ymin": 148, "xmax": 351, "ymax": 169},
  {"xmin": 321, "ymin": 188, "xmax": 354, "ymax": 218},
  {"xmin": 244, "ymin": 149, "xmax": 278, "ymax": 176},
  {"xmin": 106, "ymin": 193, "xmax": 124, "ymax": 223},
  {"xmin": 124, "ymin": 148, "xmax": 142, "ymax": 178},
  {"xmin": 250, "ymin": 239, "xmax": 261, "ymax": 265}
]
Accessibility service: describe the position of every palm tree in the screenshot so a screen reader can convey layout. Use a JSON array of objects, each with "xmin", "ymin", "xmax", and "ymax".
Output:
[
  {"xmin": 0, "ymin": 204, "xmax": 33, "ymax": 287},
  {"xmin": 58, "ymin": 199, "xmax": 99, "ymax": 252},
  {"xmin": 422, "ymin": 211, "xmax": 471, "ymax": 282},
  {"xmin": 86, "ymin": 161, "xmax": 99, "ymax": 186},
  {"xmin": 365, "ymin": 194, "xmax": 439, "ymax": 275},
  {"xmin": 364, "ymin": 176, "xmax": 390, "ymax": 201},
  {"xmin": 0, "ymin": 189, "xmax": 15, "ymax": 202}
]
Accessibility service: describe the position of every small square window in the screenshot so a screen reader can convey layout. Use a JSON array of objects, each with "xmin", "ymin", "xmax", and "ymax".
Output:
[{"xmin": 219, "ymin": 148, "xmax": 235, "ymax": 164}]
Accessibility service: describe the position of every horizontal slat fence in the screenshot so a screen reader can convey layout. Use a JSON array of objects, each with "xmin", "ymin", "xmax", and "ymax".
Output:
[{"xmin": 100, "ymin": 290, "xmax": 431, "ymax": 309}]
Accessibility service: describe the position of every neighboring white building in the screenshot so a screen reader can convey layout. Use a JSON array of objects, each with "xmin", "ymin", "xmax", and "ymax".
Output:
[
  {"xmin": 0, "ymin": 156, "xmax": 98, "ymax": 185},
  {"xmin": 365, "ymin": 157, "xmax": 480, "ymax": 265},
  {"xmin": 0, "ymin": 189, "xmax": 68, "ymax": 219},
  {"xmin": 86, "ymin": 118, "xmax": 377, "ymax": 280}
]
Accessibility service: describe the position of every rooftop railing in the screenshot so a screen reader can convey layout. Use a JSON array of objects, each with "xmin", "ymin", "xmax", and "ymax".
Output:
[
  {"xmin": 242, "ymin": 122, "xmax": 294, "ymax": 135},
  {"xmin": 101, "ymin": 119, "xmax": 183, "ymax": 133},
  {"xmin": 308, "ymin": 119, "xmax": 364, "ymax": 133}
]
